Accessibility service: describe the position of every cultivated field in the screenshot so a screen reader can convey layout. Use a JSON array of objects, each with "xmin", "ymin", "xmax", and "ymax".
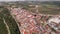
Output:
[{"xmin": 21, "ymin": 4, "xmax": 60, "ymax": 15}]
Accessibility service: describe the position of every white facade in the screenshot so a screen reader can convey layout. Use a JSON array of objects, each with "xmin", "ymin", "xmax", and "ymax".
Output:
[{"xmin": 48, "ymin": 17, "xmax": 60, "ymax": 24}]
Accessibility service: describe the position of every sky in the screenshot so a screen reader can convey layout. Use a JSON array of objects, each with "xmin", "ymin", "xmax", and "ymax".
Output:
[{"xmin": 0, "ymin": 0, "xmax": 60, "ymax": 1}]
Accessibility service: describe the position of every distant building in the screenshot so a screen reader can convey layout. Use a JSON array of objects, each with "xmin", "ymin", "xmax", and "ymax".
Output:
[{"xmin": 47, "ymin": 17, "xmax": 60, "ymax": 30}]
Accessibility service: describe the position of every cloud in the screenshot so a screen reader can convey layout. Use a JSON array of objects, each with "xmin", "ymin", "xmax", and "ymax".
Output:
[
  {"xmin": 26, "ymin": 0, "xmax": 60, "ymax": 1},
  {"xmin": 0, "ymin": 0, "xmax": 23, "ymax": 1},
  {"xmin": 0, "ymin": 0, "xmax": 60, "ymax": 1}
]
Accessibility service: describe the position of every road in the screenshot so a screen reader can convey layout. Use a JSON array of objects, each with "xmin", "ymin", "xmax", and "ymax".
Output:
[{"xmin": 3, "ymin": 18, "xmax": 10, "ymax": 34}]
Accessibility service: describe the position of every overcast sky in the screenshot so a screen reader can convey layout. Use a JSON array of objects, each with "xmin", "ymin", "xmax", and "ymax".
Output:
[{"xmin": 0, "ymin": 0, "xmax": 60, "ymax": 1}]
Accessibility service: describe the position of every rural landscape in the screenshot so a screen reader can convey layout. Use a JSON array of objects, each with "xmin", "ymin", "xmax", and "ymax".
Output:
[{"xmin": 0, "ymin": 1, "xmax": 60, "ymax": 34}]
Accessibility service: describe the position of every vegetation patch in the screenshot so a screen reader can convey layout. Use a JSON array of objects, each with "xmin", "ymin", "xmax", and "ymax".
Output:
[{"xmin": 0, "ymin": 6, "xmax": 20, "ymax": 34}]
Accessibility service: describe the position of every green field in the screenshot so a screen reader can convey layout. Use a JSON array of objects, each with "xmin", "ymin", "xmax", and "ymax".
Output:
[
  {"xmin": 0, "ymin": 15, "xmax": 8, "ymax": 34},
  {"xmin": 0, "ymin": 6, "xmax": 20, "ymax": 34},
  {"xmin": 20, "ymin": 4, "xmax": 60, "ymax": 15},
  {"xmin": 38, "ymin": 4, "xmax": 60, "ymax": 15}
]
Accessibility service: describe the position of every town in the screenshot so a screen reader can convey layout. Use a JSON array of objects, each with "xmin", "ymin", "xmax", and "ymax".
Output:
[{"xmin": 10, "ymin": 7, "xmax": 60, "ymax": 34}]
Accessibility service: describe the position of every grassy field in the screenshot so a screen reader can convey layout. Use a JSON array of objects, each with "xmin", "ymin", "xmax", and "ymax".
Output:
[
  {"xmin": 38, "ymin": 4, "xmax": 60, "ymax": 15},
  {"xmin": 20, "ymin": 4, "xmax": 60, "ymax": 15},
  {"xmin": 0, "ymin": 6, "xmax": 20, "ymax": 34}
]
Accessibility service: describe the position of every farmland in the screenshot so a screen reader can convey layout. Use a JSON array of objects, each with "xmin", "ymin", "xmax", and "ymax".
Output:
[
  {"xmin": 21, "ymin": 4, "xmax": 60, "ymax": 15},
  {"xmin": 18, "ymin": 1, "xmax": 60, "ymax": 15}
]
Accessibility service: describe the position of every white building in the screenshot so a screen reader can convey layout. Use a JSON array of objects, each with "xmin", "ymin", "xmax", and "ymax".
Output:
[
  {"xmin": 47, "ymin": 17, "xmax": 60, "ymax": 30},
  {"xmin": 48, "ymin": 17, "xmax": 60, "ymax": 24}
]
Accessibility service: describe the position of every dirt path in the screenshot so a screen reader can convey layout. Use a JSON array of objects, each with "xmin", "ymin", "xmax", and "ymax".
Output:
[{"xmin": 3, "ymin": 18, "xmax": 10, "ymax": 34}]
